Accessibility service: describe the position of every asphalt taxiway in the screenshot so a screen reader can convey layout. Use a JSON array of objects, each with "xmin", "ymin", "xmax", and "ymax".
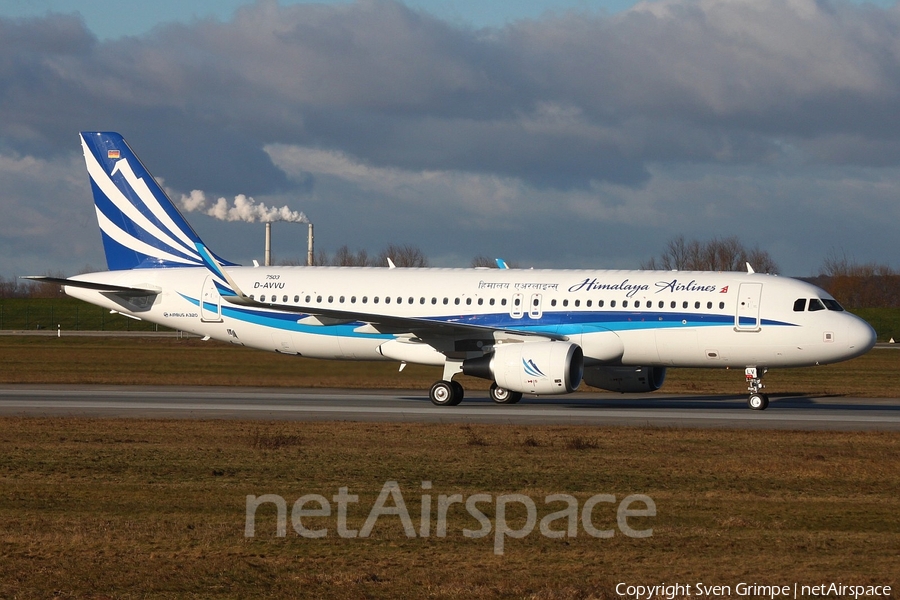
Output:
[{"xmin": 0, "ymin": 385, "xmax": 898, "ymax": 430}]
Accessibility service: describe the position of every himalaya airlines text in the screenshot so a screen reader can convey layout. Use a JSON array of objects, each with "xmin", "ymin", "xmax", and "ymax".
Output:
[{"xmin": 568, "ymin": 278, "xmax": 720, "ymax": 297}]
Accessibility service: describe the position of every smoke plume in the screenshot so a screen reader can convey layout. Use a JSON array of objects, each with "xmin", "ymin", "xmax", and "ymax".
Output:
[{"xmin": 178, "ymin": 190, "xmax": 307, "ymax": 223}]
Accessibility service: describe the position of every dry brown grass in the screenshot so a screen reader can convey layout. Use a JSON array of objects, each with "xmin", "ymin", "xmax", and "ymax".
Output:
[
  {"xmin": 1, "ymin": 336, "xmax": 899, "ymax": 397},
  {"xmin": 0, "ymin": 418, "xmax": 897, "ymax": 598}
]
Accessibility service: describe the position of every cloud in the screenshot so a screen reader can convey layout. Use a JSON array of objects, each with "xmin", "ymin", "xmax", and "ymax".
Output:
[{"xmin": 1, "ymin": 0, "xmax": 900, "ymax": 275}]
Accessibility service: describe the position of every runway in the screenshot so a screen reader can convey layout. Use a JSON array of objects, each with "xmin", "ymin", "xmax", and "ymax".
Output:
[{"xmin": 0, "ymin": 385, "xmax": 898, "ymax": 430}]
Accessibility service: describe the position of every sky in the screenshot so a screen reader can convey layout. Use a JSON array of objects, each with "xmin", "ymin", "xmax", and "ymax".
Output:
[{"xmin": 1, "ymin": 0, "xmax": 900, "ymax": 278}]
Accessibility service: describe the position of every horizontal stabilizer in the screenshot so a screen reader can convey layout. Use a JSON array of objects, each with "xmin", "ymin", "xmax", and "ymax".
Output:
[{"xmin": 20, "ymin": 276, "xmax": 160, "ymax": 297}]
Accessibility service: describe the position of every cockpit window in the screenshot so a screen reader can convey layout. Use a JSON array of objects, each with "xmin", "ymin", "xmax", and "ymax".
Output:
[
  {"xmin": 808, "ymin": 298, "xmax": 826, "ymax": 312},
  {"xmin": 793, "ymin": 299, "xmax": 806, "ymax": 312},
  {"xmin": 822, "ymin": 298, "xmax": 844, "ymax": 312}
]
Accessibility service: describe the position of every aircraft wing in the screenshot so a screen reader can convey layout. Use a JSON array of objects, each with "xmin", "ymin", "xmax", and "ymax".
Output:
[{"xmin": 224, "ymin": 294, "xmax": 566, "ymax": 343}]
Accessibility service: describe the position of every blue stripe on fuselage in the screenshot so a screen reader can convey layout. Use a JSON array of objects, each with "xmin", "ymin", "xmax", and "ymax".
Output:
[{"xmin": 180, "ymin": 293, "xmax": 795, "ymax": 338}]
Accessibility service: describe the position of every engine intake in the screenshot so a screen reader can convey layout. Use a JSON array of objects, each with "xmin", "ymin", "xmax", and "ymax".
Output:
[
  {"xmin": 463, "ymin": 341, "xmax": 584, "ymax": 395},
  {"xmin": 582, "ymin": 366, "xmax": 666, "ymax": 393}
]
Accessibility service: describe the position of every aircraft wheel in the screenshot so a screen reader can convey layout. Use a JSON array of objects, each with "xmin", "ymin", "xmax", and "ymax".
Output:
[
  {"xmin": 451, "ymin": 381, "xmax": 465, "ymax": 405},
  {"xmin": 748, "ymin": 393, "xmax": 769, "ymax": 411},
  {"xmin": 490, "ymin": 382, "xmax": 523, "ymax": 405},
  {"xmin": 430, "ymin": 381, "xmax": 461, "ymax": 406}
]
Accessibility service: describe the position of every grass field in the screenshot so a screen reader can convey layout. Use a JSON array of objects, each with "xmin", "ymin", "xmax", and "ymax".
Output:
[
  {"xmin": 0, "ymin": 336, "xmax": 898, "ymax": 397},
  {"xmin": 0, "ymin": 297, "xmax": 168, "ymax": 332},
  {"xmin": 0, "ymin": 419, "xmax": 897, "ymax": 599},
  {"xmin": 0, "ymin": 337, "xmax": 898, "ymax": 598}
]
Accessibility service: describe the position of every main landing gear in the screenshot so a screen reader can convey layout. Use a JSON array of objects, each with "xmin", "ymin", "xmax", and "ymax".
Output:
[
  {"xmin": 745, "ymin": 367, "xmax": 769, "ymax": 410},
  {"xmin": 429, "ymin": 380, "xmax": 464, "ymax": 406},
  {"xmin": 489, "ymin": 382, "xmax": 522, "ymax": 405},
  {"xmin": 428, "ymin": 380, "xmax": 524, "ymax": 406}
]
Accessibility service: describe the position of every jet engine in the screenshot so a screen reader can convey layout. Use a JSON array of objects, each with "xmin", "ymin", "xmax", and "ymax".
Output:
[
  {"xmin": 582, "ymin": 366, "xmax": 666, "ymax": 393},
  {"xmin": 462, "ymin": 341, "xmax": 584, "ymax": 395}
]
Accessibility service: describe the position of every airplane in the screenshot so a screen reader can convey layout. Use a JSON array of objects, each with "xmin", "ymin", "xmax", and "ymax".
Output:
[{"xmin": 26, "ymin": 132, "xmax": 878, "ymax": 411}]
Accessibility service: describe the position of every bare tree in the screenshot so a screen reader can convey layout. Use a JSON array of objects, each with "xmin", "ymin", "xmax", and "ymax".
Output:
[
  {"xmin": 817, "ymin": 249, "xmax": 900, "ymax": 308},
  {"xmin": 277, "ymin": 258, "xmax": 303, "ymax": 266},
  {"xmin": 471, "ymin": 255, "xmax": 497, "ymax": 268},
  {"xmin": 377, "ymin": 243, "xmax": 428, "ymax": 267},
  {"xmin": 470, "ymin": 254, "xmax": 519, "ymax": 269},
  {"xmin": 642, "ymin": 235, "xmax": 779, "ymax": 274},
  {"xmin": 332, "ymin": 245, "xmax": 375, "ymax": 267},
  {"xmin": 313, "ymin": 249, "xmax": 330, "ymax": 266}
]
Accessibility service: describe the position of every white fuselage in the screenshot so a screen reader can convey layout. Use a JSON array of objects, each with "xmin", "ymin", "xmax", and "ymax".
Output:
[{"xmin": 64, "ymin": 266, "xmax": 876, "ymax": 370}]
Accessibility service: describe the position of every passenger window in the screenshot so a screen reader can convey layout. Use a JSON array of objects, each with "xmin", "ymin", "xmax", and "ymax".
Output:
[
  {"xmin": 477, "ymin": 298, "xmax": 483, "ymax": 305},
  {"xmin": 719, "ymin": 302, "xmax": 725, "ymax": 309},
  {"xmin": 694, "ymin": 301, "xmax": 700, "ymax": 309},
  {"xmin": 328, "ymin": 296, "xmax": 333, "ymax": 303},
  {"xmin": 351, "ymin": 296, "xmax": 357, "ymax": 303},
  {"xmin": 610, "ymin": 300, "xmax": 616, "ymax": 308},
  {"xmin": 454, "ymin": 298, "xmax": 460, "ymax": 305},
  {"xmin": 587, "ymin": 300, "xmax": 592, "ymax": 307},
  {"xmin": 551, "ymin": 299, "xmax": 557, "ymax": 307},
  {"xmin": 443, "ymin": 298, "xmax": 449, "ymax": 305},
  {"xmin": 374, "ymin": 297, "xmax": 379, "ymax": 304},
  {"xmin": 793, "ymin": 299, "xmax": 806, "ymax": 312},
  {"xmin": 362, "ymin": 296, "xmax": 368, "ymax": 304},
  {"xmin": 283, "ymin": 295, "xmax": 288, "ymax": 303},
  {"xmin": 259, "ymin": 295, "xmax": 265, "ymax": 302},
  {"xmin": 683, "ymin": 301, "xmax": 688, "ymax": 309},
  {"xmin": 294, "ymin": 295, "xmax": 299, "ymax": 303},
  {"xmin": 623, "ymin": 300, "xmax": 628, "ymax": 308},
  {"xmin": 707, "ymin": 301, "xmax": 712, "ymax": 309},
  {"xmin": 384, "ymin": 297, "xmax": 390, "ymax": 304},
  {"xmin": 420, "ymin": 298, "xmax": 425, "ymax": 304},
  {"xmin": 808, "ymin": 299, "xmax": 825, "ymax": 312},
  {"xmin": 316, "ymin": 295, "xmax": 322, "ymax": 303},
  {"xmin": 305, "ymin": 295, "xmax": 311, "ymax": 303},
  {"xmin": 501, "ymin": 299, "xmax": 507, "ymax": 306},
  {"xmin": 671, "ymin": 301, "xmax": 676, "ymax": 309},
  {"xmin": 490, "ymin": 298, "xmax": 495, "ymax": 306},
  {"xmin": 467, "ymin": 298, "xmax": 472, "ymax": 305},
  {"xmin": 659, "ymin": 301, "xmax": 664, "ymax": 309},
  {"xmin": 431, "ymin": 298, "xmax": 437, "ymax": 304},
  {"xmin": 563, "ymin": 299, "xmax": 569, "ymax": 307},
  {"xmin": 599, "ymin": 300, "xmax": 604, "ymax": 307}
]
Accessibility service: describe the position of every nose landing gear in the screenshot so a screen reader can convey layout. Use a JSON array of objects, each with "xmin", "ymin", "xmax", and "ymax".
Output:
[{"xmin": 745, "ymin": 367, "xmax": 769, "ymax": 410}]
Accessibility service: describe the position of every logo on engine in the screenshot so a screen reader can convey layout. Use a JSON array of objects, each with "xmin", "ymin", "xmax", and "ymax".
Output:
[{"xmin": 523, "ymin": 359, "xmax": 546, "ymax": 378}]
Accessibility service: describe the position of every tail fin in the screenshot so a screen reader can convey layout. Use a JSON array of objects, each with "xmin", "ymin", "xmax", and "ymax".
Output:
[{"xmin": 80, "ymin": 131, "xmax": 234, "ymax": 270}]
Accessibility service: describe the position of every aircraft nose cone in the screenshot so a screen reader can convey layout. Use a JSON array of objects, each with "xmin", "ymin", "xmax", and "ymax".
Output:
[{"xmin": 847, "ymin": 316, "xmax": 877, "ymax": 358}]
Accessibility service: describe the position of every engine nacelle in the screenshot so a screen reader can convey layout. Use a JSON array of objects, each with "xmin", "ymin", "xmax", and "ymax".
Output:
[
  {"xmin": 582, "ymin": 366, "xmax": 666, "ymax": 393},
  {"xmin": 462, "ymin": 341, "xmax": 584, "ymax": 395}
]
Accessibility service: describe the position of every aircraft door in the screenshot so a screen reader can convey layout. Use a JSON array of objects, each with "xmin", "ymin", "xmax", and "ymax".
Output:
[
  {"xmin": 528, "ymin": 293, "xmax": 543, "ymax": 319},
  {"xmin": 200, "ymin": 275, "xmax": 223, "ymax": 322},
  {"xmin": 510, "ymin": 293, "xmax": 524, "ymax": 319},
  {"xmin": 735, "ymin": 282, "xmax": 762, "ymax": 332}
]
